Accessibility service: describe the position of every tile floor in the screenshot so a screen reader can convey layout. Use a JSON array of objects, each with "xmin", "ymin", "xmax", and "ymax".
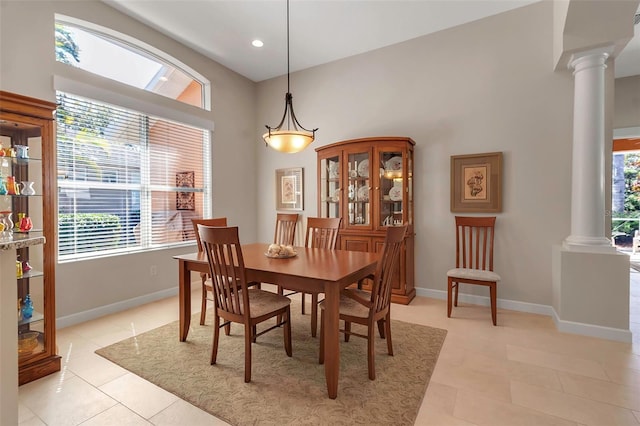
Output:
[{"xmin": 18, "ymin": 276, "xmax": 640, "ymax": 426}]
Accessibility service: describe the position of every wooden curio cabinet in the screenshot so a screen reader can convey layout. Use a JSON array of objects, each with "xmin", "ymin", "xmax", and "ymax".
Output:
[
  {"xmin": 0, "ymin": 91, "xmax": 60, "ymax": 384},
  {"xmin": 316, "ymin": 136, "xmax": 415, "ymax": 304}
]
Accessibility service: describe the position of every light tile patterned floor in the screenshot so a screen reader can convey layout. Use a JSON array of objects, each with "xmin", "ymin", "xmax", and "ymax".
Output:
[{"xmin": 18, "ymin": 276, "xmax": 640, "ymax": 425}]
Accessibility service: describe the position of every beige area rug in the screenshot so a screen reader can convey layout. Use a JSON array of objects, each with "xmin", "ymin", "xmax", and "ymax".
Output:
[{"xmin": 96, "ymin": 301, "xmax": 447, "ymax": 425}]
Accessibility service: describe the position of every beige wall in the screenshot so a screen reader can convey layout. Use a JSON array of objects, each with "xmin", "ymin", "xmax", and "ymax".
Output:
[
  {"xmin": 614, "ymin": 75, "xmax": 640, "ymax": 130},
  {"xmin": 0, "ymin": 0, "xmax": 258, "ymax": 320},
  {"xmin": 257, "ymin": 1, "xmax": 574, "ymax": 307}
]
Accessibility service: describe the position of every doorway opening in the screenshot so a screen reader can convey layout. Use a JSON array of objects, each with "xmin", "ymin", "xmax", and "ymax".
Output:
[{"xmin": 612, "ymin": 136, "xmax": 640, "ymax": 344}]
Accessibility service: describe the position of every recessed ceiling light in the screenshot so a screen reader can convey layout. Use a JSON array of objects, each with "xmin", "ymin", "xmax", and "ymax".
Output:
[
  {"xmin": 252, "ymin": 39, "xmax": 264, "ymax": 48},
  {"xmin": 159, "ymin": 76, "xmax": 168, "ymax": 82}
]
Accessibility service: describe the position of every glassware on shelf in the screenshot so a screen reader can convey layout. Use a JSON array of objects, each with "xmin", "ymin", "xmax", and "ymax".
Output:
[
  {"xmin": 20, "ymin": 181, "xmax": 36, "ymax": 195},
  {"xmin": 6, "ymin": 176, "xmax": 19, "ymax": 195},
  {"xmin": 0, "ymin": 211, "xmax": 14, "ymax": 238},
  {"xmin": 19, "ymin": 215, "xmax": 33, "ymax": 232},
  {"xmin": 21, "ymin": 294, "xmax": 34, "ymax": 319}
]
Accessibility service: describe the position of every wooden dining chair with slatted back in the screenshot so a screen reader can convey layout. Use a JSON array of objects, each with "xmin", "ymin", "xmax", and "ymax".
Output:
[
  {"xmin": 447, "ymin": 216, "xmax": 501, "ymax": 325},
  {"xmin": 198, "ymin": 225, "xmax": 292, "ymax": 383},
  {"xmin": 302, "ymin": 217, "xmax": 342, "ymax": 337},
  {"xmin": 319, "ymin": 224, "xmax": 407, "ymax": 380},
  {"xmin": 191, "ymin": 217, "xmax": 228, "ymax": 326},
  {"xmin": 274, "ymin": 213, "xmax": 299, "ymax": 299}
]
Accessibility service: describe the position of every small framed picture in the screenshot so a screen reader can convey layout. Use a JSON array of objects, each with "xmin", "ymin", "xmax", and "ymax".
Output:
[
  {"xmin": 276, "ymin": 167, "xmax": 303, "ymax": 211},
  {"xmin": 176, "ymin": 171, "xmax": 195, "ymax": 210},
  {"xmin": 450, "ymin": 152, "xmax": 502, "ymax": 212}
]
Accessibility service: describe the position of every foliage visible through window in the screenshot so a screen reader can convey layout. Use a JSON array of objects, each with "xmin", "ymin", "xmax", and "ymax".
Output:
[
  {"xmin": 57, "ymin": 92, "xmax": 209, "ymax": 260},
  {"xmin": 55, "ymin": 21, "xmax": 204, "ymax": 109},
  {"xmin": 612, "ymin": 153, "xmax": 640, "ymax": 241}
]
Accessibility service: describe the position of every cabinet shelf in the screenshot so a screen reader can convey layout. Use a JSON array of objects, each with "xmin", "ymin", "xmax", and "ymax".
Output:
[{"xmin": 18, "ymin": 311, "xmax": 44, "ymax": 327}]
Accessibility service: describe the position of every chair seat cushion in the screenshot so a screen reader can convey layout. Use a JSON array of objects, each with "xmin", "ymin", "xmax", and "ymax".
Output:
[
  {"xmin": 246, "ymin": 288, "xmax": 291, "ymax": 318},
  {"xmin": 319, "ymin": 288, "xmax": 371, "ymax": 319},
  {"xmin": 447, "ymin": 268, "xmax": 501, "ymax": 282}
]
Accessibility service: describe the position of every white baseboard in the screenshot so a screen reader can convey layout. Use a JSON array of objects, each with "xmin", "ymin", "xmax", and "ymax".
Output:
[
  {"xmin": 56, "ymin": 287, "xmax": 178, "ymax": 329},
  {"xmin": 551, "ymin": 309, "xmax": 633, "ymax": 343},
  {"xmin": 416, "ymin": 288, "xmax": 632, "ymax": 343}
]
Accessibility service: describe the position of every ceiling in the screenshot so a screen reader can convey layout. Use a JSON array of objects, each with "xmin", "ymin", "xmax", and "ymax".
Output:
[{"xmin": 104, "ymin": 0, "xmax": 639, "ymax": 83}]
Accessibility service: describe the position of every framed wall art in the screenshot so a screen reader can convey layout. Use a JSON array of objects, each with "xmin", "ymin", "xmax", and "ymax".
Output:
[
  {"xmin": 450, "ymin": 152, "xmax": 502, "ymax": 213},
  {"xmin": 276, "ymin": 167, "xmax": 303, "ymax": 211},
  {"xmin": 176, "ymin": 171, "xmax": 195, "ymax": 210}
]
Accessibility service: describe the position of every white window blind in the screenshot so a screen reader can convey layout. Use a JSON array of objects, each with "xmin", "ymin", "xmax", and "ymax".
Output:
[{"xmin": 57, "ymin": 92, "xmax": 210, "ymax": 260}]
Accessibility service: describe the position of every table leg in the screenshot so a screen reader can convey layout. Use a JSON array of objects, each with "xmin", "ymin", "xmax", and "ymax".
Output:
[
  {"xmin": 323, "ymin": 284, "xmax": 340, "ymax": 399},
  {"xmin": 179, "ymin": 260, "xmax": 191, "ymax": 341}
]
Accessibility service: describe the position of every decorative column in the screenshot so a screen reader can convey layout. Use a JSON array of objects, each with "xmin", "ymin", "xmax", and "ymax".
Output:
[{"xmin": 564, "ymin": 47, "xmax": 616, "ymax": 253}]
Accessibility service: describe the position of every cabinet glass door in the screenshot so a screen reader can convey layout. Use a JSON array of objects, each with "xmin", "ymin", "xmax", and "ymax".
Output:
[
  {"xmin": 0, "ymin": 124, "xmax": 47, "ymax": 362},
  {"xmin": 319, "ymin": 154, "xmax": 341, "ymax": 218},
  {"xmin": 378, "ymin": 150, "xmax": 405, "ymax": 228},
  {"xmin": 346, "ymin": 151, "xmax": 371, "ymax": 227}
]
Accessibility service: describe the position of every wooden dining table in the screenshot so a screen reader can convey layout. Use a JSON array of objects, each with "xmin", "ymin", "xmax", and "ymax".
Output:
[{"xmin": 173, "ymin": 242, "xmax": 379, "ymax": 399}]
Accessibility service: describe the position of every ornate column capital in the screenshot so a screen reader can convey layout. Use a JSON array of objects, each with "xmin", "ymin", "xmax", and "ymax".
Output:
[{"xmin": 568, "ymin": 46, "xmax": 614, "ymax": 73}]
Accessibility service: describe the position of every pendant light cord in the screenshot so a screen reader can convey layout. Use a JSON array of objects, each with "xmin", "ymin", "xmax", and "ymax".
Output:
[{"xmin": 286, "ymin": 0, "xmax": 290, "ymax": 94}]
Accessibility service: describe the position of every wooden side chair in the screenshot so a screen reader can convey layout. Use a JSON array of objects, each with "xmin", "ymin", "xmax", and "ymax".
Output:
[
  {"xmin": 301, "ymin": 217, "xmax": 342, "ymax": 337},
  {"xmin": 446, "ymin": 216, "xmax": 501, "ymax": 325},
  {"xmin": 198, "ymin": 225, "xmax": 292, "ymax": 383},
  {"xmin": 191, "ymin": 217, "xmax": 228, "ymax": 326},
  {"xmin": 319, "ymin": 224, "xmax": 407, "ymax": 380},
  {"xmin": 274, "ymin": 213, "xmax": 298, "ymax": 245},
  {"xmin": 274, "ymin": 212, "xmax": 299, "ymax": 300}
]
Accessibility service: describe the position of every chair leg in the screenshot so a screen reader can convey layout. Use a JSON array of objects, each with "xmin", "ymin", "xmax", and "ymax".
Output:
[
  {"xmin": 367, "ymin": 323, "xmax": 376, "ymax": 380},
  {"xmin": 385, "ymin": 312, "xmax": 393, "ymax": 356},
  {"xmin": 200, "ymin": 282, "xmax": 207, "ymax": 325},
  {"xmin": 211, "ymin": 315, "xmax": 220, "ymax": 365},
  {"xmin": 447, "ymin": 278, "xmax": 453, "ymax": 318},
  {"xmin": 344, "ymin": 321, "xmax": 351, "ymax": 342},
  {"xmin": 319, "ymin": 310, "xmax": 325, "ymax": 364},
  {"xmin": 311, "ymin": 294, "xmax": 318, "ymax": 337},
  {"xmin": 377, "ymin": 318, "xmax": 385, "ymax": 338},
  {"xmin": 283, "ymin": 308, "xmax": 292, "ymax": 357},
  {"xmin": 301, "ymin": 292, "xmax": 306, "ymax": 315},
  {"xmin": 244, "ymin": 324, "xmax": 252, "ymax": 383},
  {"xmin": 490, "ymin": 282, "xmax": 497, "ymax": 326},
  {"xmin": 454, "ymin": 280, "xmax": 459, "ymax": 306}
]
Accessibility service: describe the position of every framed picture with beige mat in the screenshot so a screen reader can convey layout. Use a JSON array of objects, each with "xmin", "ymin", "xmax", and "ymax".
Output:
[{"xmin": 451, "ymin": 151, "xmax": 503, "ymax": 213}]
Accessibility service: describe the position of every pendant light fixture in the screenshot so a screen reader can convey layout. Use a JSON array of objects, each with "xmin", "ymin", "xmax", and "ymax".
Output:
[{"xmin": 263, "ymin": 0, "xmax": 317, "ymax": 153}]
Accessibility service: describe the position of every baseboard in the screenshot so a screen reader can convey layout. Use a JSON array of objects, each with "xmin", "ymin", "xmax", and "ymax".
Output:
[
  {"xmin": 551, "ymin": 309, "xmax": 633, "ymax": 343},
  {"xmin": 416, "ymin": 288, "xmax": 632, "ymax": 342},
  {"xmin": 56, "ymin": 287, "xmax": 178, "ymax": 329},
  {"xmin": 417, "ymin": 288, "xmax": 554, "ymax": 316}
]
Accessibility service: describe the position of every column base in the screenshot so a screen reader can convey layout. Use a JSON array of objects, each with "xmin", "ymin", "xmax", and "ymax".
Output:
[
  {"xmin": 552, "ymin": 245, "xmax": 629, "ymax": 333},
  {"xmin": 563, "ymin": 235, "xmax": 617, "ymax": 253}
]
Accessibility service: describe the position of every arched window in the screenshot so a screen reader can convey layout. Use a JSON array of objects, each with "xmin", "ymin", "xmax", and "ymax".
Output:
[{"xmin": 54, "ymin": 16, "xmax": 213, "ymax": 261}]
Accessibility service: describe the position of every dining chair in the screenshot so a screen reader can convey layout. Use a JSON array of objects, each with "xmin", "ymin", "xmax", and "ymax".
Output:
[
  {"xmin": 274, "ymin": 213, "xmax": 299, "ymax": 301},
  {"xmin": 446, "ymin": 216, "xmax": 500, "ymax": 325},
  {"xmin": 198, "ymin": 225, "xmax": 292, "ymax": 383},
  {"xmin": 319, "ymin": 224, "xmax": 407, "ymax": 380},
  {"xmin": 300, "ymin": 217, "xmax": 342, "ymax": 337},
  {"xmin": 191, "ymin": 217, "xmax": 228, "ymax": 326},
  {"xmin": 274, "ymin": 213, "xmax": 298, "ymax": 245}
]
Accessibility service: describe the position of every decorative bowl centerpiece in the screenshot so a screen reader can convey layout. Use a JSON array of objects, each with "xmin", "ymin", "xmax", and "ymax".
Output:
[
  {"xmin": 18, "ymin": 331, "xmax": 39, "ymax": 355},
  {"xmin": 265, "ymin": 244, "xmax": 297, "ymax": 258}
]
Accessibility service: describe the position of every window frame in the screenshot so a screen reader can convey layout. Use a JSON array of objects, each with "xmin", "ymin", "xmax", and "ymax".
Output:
[{"xmin": 54, "ymin": 16, "xmax": 213, "ymax": 262}]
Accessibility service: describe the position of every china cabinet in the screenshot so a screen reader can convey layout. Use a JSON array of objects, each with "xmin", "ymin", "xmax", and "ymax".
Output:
[
  {"xmin": 0, "ymin": 91, "xmax": 60, "ymax": 384},
  {"xmin": 316, "ymin": 136, "xmax": 415, "ymax": 304}
]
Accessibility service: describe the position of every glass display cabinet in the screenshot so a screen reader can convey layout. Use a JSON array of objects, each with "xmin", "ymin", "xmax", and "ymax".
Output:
[
  {"xmin": 316, "ymin": 136, "xmax": 415, "ymax": 304},
  {"xmin": 0, "ymin": 91, "xmax": 60, "ymax": 385}
]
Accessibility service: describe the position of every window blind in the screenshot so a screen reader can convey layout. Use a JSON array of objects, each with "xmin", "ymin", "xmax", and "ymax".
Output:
[{"xmin": 57, "ymin": 92, "xmax": 210, "ymax": 260}]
